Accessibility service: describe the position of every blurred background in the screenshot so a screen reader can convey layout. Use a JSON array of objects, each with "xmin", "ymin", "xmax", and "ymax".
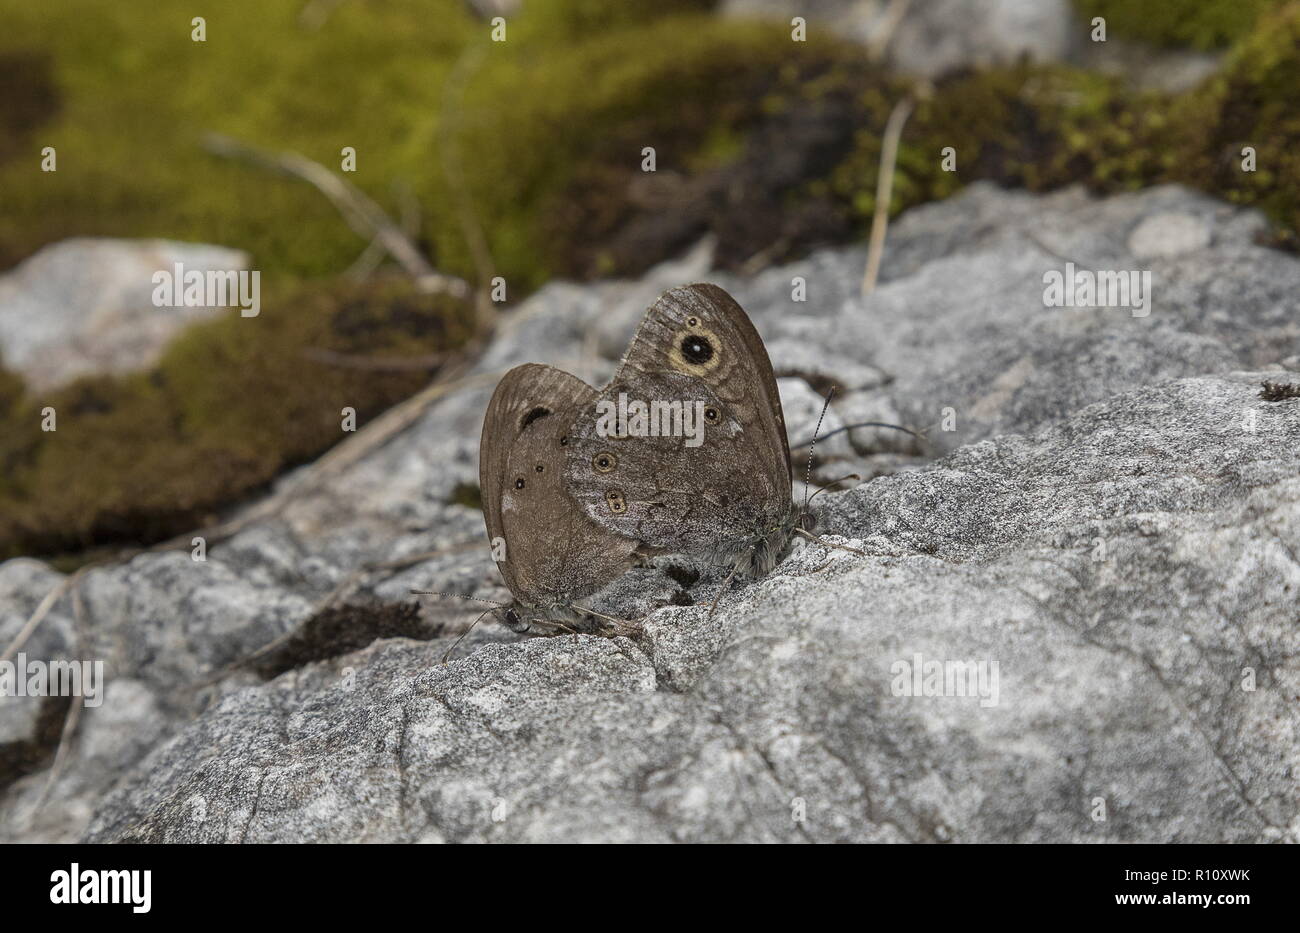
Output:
[{"xmin": 0, "ymin": 0, "xmax": 1296, "ymax": 568}]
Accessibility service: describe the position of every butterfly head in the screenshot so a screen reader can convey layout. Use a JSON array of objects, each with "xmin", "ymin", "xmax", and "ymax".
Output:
[{"xmin": 501, "ymin": 605, "xmax": 528, "ymax": 632}]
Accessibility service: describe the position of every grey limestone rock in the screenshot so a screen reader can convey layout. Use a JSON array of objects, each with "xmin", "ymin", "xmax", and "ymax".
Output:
[{"xmin": 2, "ymin": 183, "xmax": 1296, "ymax": 843}]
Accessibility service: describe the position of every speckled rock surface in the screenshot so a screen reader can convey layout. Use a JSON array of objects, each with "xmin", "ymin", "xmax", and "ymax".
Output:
[{"xmin": 2, "ymin": 183, "xmax": 1297, "ymax": 842}]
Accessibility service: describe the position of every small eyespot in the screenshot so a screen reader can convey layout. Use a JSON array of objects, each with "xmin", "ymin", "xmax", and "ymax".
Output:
[
  {"xmin": 514, "ymin": 478, "xmax": 525, "ymax": 489},
  {"xmin": 535, "ymin": 464, "xmax": 544, "ymax": 472},
  {"xmin": 605, "ymin": 489, "xmax": 628, "ymax": 514},
  {"xmin": 680, "ymin": 334, "xmax": 714, "ymax": 365},
  {"xmin": 559, "ymin": 435, "xmax": 568, "ymax": 446},
  {"xmin": 704, "ymin": 406, "xmax": 719, "ymax": 423},
  {"xmin": 593, "ymin": 451, "xmax": 617, "ymax": 473},
  {"xmin": 687, "ymin": 316, "xmax": 699, "ymax": 327}
]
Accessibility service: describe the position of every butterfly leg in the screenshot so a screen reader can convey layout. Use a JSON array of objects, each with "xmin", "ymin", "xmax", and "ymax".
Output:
[
  {"xmin": 534, "ymin": 618, "xmax": 581, "ymax": 637},
  {"xmin": 441, "ymin": 608, "xmax": 496, "ymax": 665},
  {"xmin": 707, "ymin": 550, "xmax": 751, "ymax": 618},
  {"xmin": 598, "ymin": 617, "xmax": 645, "ymax": 638},
  {"xmin": 580, "ymin": 606, "xmax": 644, "ymax": 638}
]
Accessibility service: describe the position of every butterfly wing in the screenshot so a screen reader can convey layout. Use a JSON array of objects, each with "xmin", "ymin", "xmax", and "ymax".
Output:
[
  {"xmin": 480, "ymin": 363, "xmax": 639, "ymax": 610},
  {"xmin": 564, "ymin": 284, "xmax": 792, "ymax": 558}
]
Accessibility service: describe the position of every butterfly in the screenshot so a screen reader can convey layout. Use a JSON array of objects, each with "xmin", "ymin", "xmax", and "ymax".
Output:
[
  {"xmin": 562, "ymin": 283, "xmax": 845, "ymax": 593},
  {"xmin": 436, "ymin": 285, "xmax": 857, "ymax": 645}
]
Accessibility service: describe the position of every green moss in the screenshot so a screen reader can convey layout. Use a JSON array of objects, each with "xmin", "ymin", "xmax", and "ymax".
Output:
[
  {"xmin": 813, "ymin": 7, "xmax": 1300, "ymax": 242},
  {"xmin": 2, "ymin": 0, "xmax": 1295, "ymax": 288},
  {"xmin": 818, "ymin": 10, "xmax": 1300, "ymax": 246},
  {"xmin": 0, "ymin": 50, "xmax": 59, "ymax": 168},
  {"xmin": 0, "ymin": 1, "xmax": 474, "ymax": 274},
  {"xmin": 1165, "ymin": 3, "xmax": 1300, "ymax": 242},
  {"xmin": 0, "ymin": 0, "xmax": 842, "ymax": 291},
  {"xmin": 543, "ymin": 48, "xmax": 904, "ymax": 276},
  {"xmin": 780, "ymin": 62, "xmax": 1162, "ymax": 248},
  {"xmin": 510, "ymin": 0, "xmax": 718, "ymax": 43},
  {"xmin": 454, "ymin": 16, "xmax": 867, "ymax": 288},
  {"xmin": 1073, "ymin": 0, "xmax": 1287, "ymax": 50},
  {"xmin": 908, "ymin": 65, "xmax": 1168, "ymax": 196},
  {"xmin": 0, "ymin": 0, "xmax": 874, "ymax": 559},
  {"xmin": 0, "ymin": 275, "xmax": 474, "ymax": 559}
]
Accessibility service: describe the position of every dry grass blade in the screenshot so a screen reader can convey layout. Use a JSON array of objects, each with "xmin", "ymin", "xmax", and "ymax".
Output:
[
  {"xmin": 25, "ymin": 582, "xmax": 90, "ymax": 822},
  {"xmin": 864, "ymin": 0, "xmax": 914, "ymax": 63},
  {"xmin": 202, "ymin": 132, "xmax": 471, "ymax": 299},
  {"xmin": 861, "ymin": 93, "xmax": 916, "ymax": 297},
  {"xmin": 1, "ymin": 568, "xmax": 87, "ymax": 665}
]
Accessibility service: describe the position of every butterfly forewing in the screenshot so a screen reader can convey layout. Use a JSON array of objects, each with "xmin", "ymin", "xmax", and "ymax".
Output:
[{"xmin": 563, "ymin": 284, "xmax": 792, "ymax": 558}]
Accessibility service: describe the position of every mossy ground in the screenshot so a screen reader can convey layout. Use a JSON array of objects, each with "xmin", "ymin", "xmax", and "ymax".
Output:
[
  {"xmin": 0, "ymin": 0, "xmax": 864, "ymax": 560},
  {"xmin": 1, "ymin": 0, "xmax": 1299, "ymax": 561},
  {"xmin": 1165, "ymin": 3, "xmax": 1300, "ymax": 248},
  {"xmin": 833, "ymin": 64, "xmax": 1171, "ymax": 227},
  {"xmin": 0, "ymin": 0, "xmax": 848, "ymax": 289},
  {"xmin": 824, "ymin": 4, "xmax": 1300, "ymax": 248},
  {"xmin": 0, "ymin": 276, "xmax": 474, "ymax": 560},
  {"xmin": 1073, "ymin": 0, "xmax": 1288, "ymax": 50}
]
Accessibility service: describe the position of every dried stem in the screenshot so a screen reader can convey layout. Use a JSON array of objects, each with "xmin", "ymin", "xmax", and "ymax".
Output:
[
  {"xmin": 865, "ymin": 0, "xmax": 914, "ymax": 63},
  {"xmin": 861, "ymin": 94, "xmax": 915, "ymax": 297},
  {"xmin": 202, "ymin": 132, "xmax": 471, "ymax": 299}
]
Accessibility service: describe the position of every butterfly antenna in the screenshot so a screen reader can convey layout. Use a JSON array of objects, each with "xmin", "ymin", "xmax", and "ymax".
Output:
[
  {"xmin": 411, "ymin": 589, "xmax": 508, "ymax": 608},
  {"xmin": 790, "ymin": 420, "xmax": 925, "ymax": 449},
  {"xmin": 441, "ymin": 608, "xmax": 494, "ymax": 665},
  {"xmin": 801, "ymin": 387, "xmax": 837, "ymax": 517},
  {"xmin": 807, "ymin": 473, "xmax": 861, "ymax": 506}
]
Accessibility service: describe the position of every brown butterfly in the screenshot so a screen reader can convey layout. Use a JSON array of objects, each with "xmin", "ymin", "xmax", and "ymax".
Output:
[{"xmin": 563, "ymin": 284, "xmax": 849, "ymax": 593}]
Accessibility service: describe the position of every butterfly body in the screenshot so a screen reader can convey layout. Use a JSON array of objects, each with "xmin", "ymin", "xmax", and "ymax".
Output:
[{"xmin": 719, "ymin": 501, "xmax": 805, "ymax": 579}]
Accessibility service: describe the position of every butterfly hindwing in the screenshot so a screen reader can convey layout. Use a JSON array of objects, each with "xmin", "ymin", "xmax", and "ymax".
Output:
[{"xmin": 480, "ymin": 363, "xmax": 639, "ymax": 612}]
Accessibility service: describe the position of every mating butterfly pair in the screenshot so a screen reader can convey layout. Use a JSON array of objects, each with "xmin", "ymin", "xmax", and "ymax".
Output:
[{"xmin": 480, "ymin": 283, "xmax": 827, "ymax": 634}]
